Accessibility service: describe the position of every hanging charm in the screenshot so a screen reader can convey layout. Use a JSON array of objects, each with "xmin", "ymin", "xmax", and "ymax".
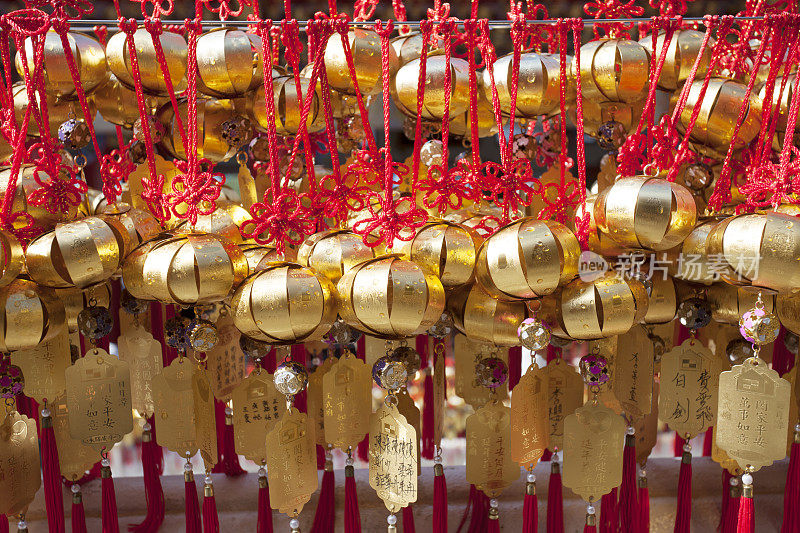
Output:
[
  {"xmin": 230, "ymin": 366, "xmax": 286, "ymax": 463},
  {"xmin": 117, "ymin": 296, "xmax": 162, "ymax": 418},
  {"xmin": 510, "ymin": 361, "xmax": 549, "ymax": 466},
  {"xmin": 543, "ymin": 357, "xmax": 583, "ymax": 451},
  {"xmin": 0, "ymin": 411, "xmax": 41, "ymax": 517},
  {"xmin": 323, "ymin": 351, "xmax": 372, "ymax": 450},
  {"xmin": 10, "ymin": 327, "xmax": 70, "ymax": 403}
]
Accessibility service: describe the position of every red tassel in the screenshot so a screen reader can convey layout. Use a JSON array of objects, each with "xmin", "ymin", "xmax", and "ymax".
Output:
[
  {"xmin": 344, "ymin": 464, "xmax": 361, "ymax": 533},
  {"xmin": 523, "ymin": 472, "xmax": 538, "ymax": 533},
  {"xmin": 433, "ymin": 462, "xmax": 447, "ymax": 533},
  {"xmin": 357, "ymin": 435, "xmax": 369, "ymax": 462},
  {"xmin": 402, "ymin": 505, "xmax": 416, "ymax": 533},
  {"xmin": 675, "ymin": 448, "xmax": 693, "ymax": 533},
  {"xmin": 466, "ymin": 490, "xmax": 489, "ymax": 533},
  {"xmin": 40, "ymin": 409, "xmax": 65, "ymax": 533},
  {"xmin": 0, "ymin": 515, "xmax": 8, "ymax": 533},
  {"xmin": 102, "ymin": 462, "xmax": 120, "ymax": 533},
  {"xmin": 257, "ymin": 468, "xmax": 274, "ymax": 533},
  {"xmin": 71, "ymin": 485, "xmax": 87, "ymax": 533},
  {"xmin": 129, "ymin": 422, "xmax": 165, "ymax": 532},
  {"xmin": 703, "ymin": 427, "xmax": 713, "ymax": 457},
  {"xmin": 488, "ymin": 509, "xmax": 500, "ymax": 533},
  {"xmin": 316, "ymin": 444, "xmax": 326, "ymax": 470},
  {"xmin": 508, "ymin": 345, "xmax": 522, "ymax": 390},
  {"xmin": 545, "ymin": 344, "xmax": 561, "ymax": 363},
  {"xmin": 202, "ymin": 478, "xmax": 220, "ymax": 533},
  {"xmin": 109, "ymin": 279, "xmax": 121, "ymax": 345},
  {"xmin": 456, "ymin": 484, "xmax": 477, "ymax": 533},
  {"xmin": 619, "ymin": 434, "xmax": 638, "ymax": 533},
  {"xmin": 736, "ymin": 474, "xmax": 754, "ymax": 533},
  {"xmin": 599, "ymin": 487, "xmax": 618, "ymax": 533},
  {"xmin": 638, "ymin": 472, "xmax": 649, "ymax": 533},
  {"xmin": 547, "ymin": 461, "xmax": 563, "ymax": 533},
  {"xmin": 421, "ymin": 370, "xmax": 435, "ymax": 460},
  {"xmin": 310, "ymin": 454, "xmax": 335, "ymax": 533},
  {"xmin": 211, "ymin": 400, "xmax": 246, "ymax": 476},
  {"xmin": 782, "ymin": 435, "xmax": 800, "ymax": 533},
  {"xmin": 723, "ymin": 476, "xmax": 741, "ymax": 533},
  {"xmin": 356, "ymin": 334, "xmax": 365, "ymax": 360},
  {"xmin": 185, "ymin": 468, "xmax": 202, "ymax": 533},
  {"xmin": 673, "ymin": 433, "xmax": 685, "ymax": 458},
  {"xmin": 720, "ymin": 470, "xmax": 732, "ymax": 532},
  {"xmin": 584, "ymin": 506, "xmax": 598, "ymax": 533}
]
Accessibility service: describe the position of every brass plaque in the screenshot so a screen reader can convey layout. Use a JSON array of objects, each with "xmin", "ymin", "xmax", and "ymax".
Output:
[
  {"xmin": 613, "ymin": 325, "xmax": 654, "ymax": 419},
  {"xmin": 0, "ymin": 412, "xmax": 41, "ymax": 516},
  {"xmin": 65, "ymin": 348, "xmax": 133, "ymax": 453},
  {"xmin": 308, "ymin": 357, "xmax": 335, "ymax": 446},
  {"xmin": 563, "ymin": 402, "xmax": 625, "ymax": 502},
  {"xmin": 231, "ymin": 369, "xmax": 286, "ymax": 463},
  {"xmin": 205, "ymin": 315, "xmax": 247, "ymax": 401},
  {"xmin": 368, "ymin": 401, "xmax": 418, "ymax": 512},
  {"xmin": 453, "ymin": 334, "xmax": 508, "ymax": 408},
  {"xmin": 634, "ymin": 379, "xmax": 660, "ymax": 466},
  {"xmin": 658, "ymin": 339, "xmax": 721, "ymax": 439},
  {"xmin": 152, "ymin": 359, "xmax": 198, "ymax": 457},
  {"xmin": 711, "ymin": 423, "xmax": 742, "ymax": 475},
  {"xmin": 511, "ymin": 364, "xmax": 549, "ymax": 466},
  {"xmin": 544, "ymin": 358, "xmax": 583, "ymax": 451},
  {"xmin": 266, "ymin": 408, "xmax": 318, "ymax": 516},
  {"xmin": 12, "ymin": 326, "xmax": 70, "ymax": 403},
  {"xmin": 717, "ymin": 358, "xmax": 791, "ymax": 472},
  {"xmin": 323, "ymin": 353, "xmax": 372, "ymax": 450},
  {"xmin": 117, "ymin": 325, "xmax": 163, "ymax": 417},
  {"xmin": 466, "ymin": 400, "xmax": 520, "ymax": 498},
  {"xmin": 397, "ymin": 389, "xmax": 421, "ymax": 475},
  {"xmin": 192, "ymin": 369, "xmax": 218, "ymax": 468},
  {"xmin": 433, "ymin": 340, "xmax": 446, "ymax": 448},
  {"xmin": 50, "ymin": 394, "xmax": 96, "ymax": 481}
]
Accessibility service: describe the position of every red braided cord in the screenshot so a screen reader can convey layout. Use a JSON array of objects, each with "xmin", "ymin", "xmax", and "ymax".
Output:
[
  {"xmin": 375, "ymin": 20, "xmax": 395, "ymax": 205},
  {"xmin": 571, "ymin": 18, "xmax": 589, "ymax": 244},
  {"xmin": 256, "ymin": 20, "xmax": 281, "ymax": 198},
  {"xmin": 753, "ymin": 20, "xmax": 793, "ymax": 167},
  {"xmin": 464, "ymin": 20, "xmax": 482, "ymax": 174},
  {"xmin": 409, "ymin": 20, "xmax": 432, "ymax": 189},
  {"xmin": 556, "ymin": 19, "xmax": 570, "ymax": 208},
  {"xmin": 143, "ymin": 18, "xmax": 187, "ymax": 144},
  {"xmin": 775, "ymin": 17, "xmax": 800, "ymax": 196}
]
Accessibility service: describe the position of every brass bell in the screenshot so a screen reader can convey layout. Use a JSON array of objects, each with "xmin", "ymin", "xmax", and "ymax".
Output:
[
  {"xmin": 706, "ymin": 211, "xmax": 800, "ymax": 294},
  {"xmin": 776, "ymin": 292, "xmax": 800, "ymax": 336},
  {"xmin": 0, "ymin": 229, "xmax": 23, "ymax": 290},
  {"xmin": 448, "ymin": 77, "xmax": 498, "ymax": 139},
  {"xmin": 391, "ymin": 32, "xmax": 444, "ymax": 65},
  {"xmin": 94, "ymin": 74, "xmax": 167, "ymax": 128},
  {"xmin": 594, "ymin": 176, "xmax": 697, "ymax": 251},
  {"xmin": 196, "ymin": 29, "xmax": 264, "ymax": 98},
  {"xmin": 106, "ymin": 27, "xmax": 188, "ymax": 95},
  {"xmin": 297, "ymin": 229, "xmax": 374, "ymax": 284},
  {"xmin": 483, "ymin": 52, "xmax": 566, "ymax": 118},
  {"xmin": 574, "ymin": 196, "xmax": 627, "ymax": 257},
  {"xmin": 246, "ymin": 75, "xmax": 325, "ymax": 136},
  {"xmin": 638, "ymin": 30, "xmax": 714, "ymax": 91},
  {"xmin": 239, "ymin": 243, "xmax": 296, "ymax": 276},
  {"xmin": 0, "ymin": 279, "xmax": 66, "ymax": 351},
  {"xmin": 642, "ymin": 275, "xmax": 677, "ymax": 324},
  {"xmin": 230, "ymin": 262, "xmax": 337, "ymax": 344},
  {"xmin": 56, "ymin": 282, "xmax": 112, "ymax": 333},
  {"xmin": 99, "ymin": 203, "xmax": 162, "ymax": 248},
  {"xmin": 25, "ymin": 216, "xmax": 132, "ymax": 289},
  {"xmin": 13, "ymin": 82, "xmax": 93, "ymax": 137},
  {"xmin": 337, "ymin": 255, "xmax": 446, "ymax": 338},
  {"xmin": 324, "ymin": 29, "xmax": 399, "ymax": 96},
  {"xmin": 475, "ymin": 218, "xmax": 581, "ymax": 300},
  {"xmin": 673, "ymin": 219, "xmax": 720, "ymax": 285},
  {"xmin": 0, "ymin": 164, "xmax": 79, "ymax": 232},
  {"xmin": 158, "ymin": 97, "xmax": 241, "ymax": 162},
  {"xmin": 671, "ymin": 78, "xmax": 762, "ymax": 158},
  {"xmin": 168, "ymin": 200, "xmax": 252, "ymax": 244},
  {"xmin": 393, "ymin": 221, "xmax": 480, "ymax": 288},
  {"xmin": 392, "ymin": 56, "xmax": 470, "ymax": 120},
  {"xmin": 574, "ymin": 39, "xmax": 651, "ymax": 104},
  {"xmin": 447, "ymin": 283, "xmax": 531, "ymax": 346},
  {"xmin": 573, "ymin": 99, "xmax": 645, "ymax": 141},
  {"xmin": 15, "ymin": 31, "xmax": 107, "ymax": 99},
  {"xmin": 708, "ymin": 283, "xmax": 776, "ymax": 324}
]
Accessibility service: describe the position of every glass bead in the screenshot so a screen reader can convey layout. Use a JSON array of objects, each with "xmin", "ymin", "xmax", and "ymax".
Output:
[
  {"xmin": 240, "ymin": 336, "xmax": 272, "ymax": 360},
  {"xmin": 189, "ymin": 320, "xmax": 218, "ymax": 352},
  {"xmin": 596, "ymin": 120, "xmax": 626, "ymax": 151},
  {"xmin": 250, "ymin": 136, "xmax": 270, "ymax": 162},
  {"xmin": 421, "ymin": 139, "xmax": 444, "ymax": 167},
  {"xmin": 579, "ymin": 353, "xmax": 610, "ymax": 385},
  {"xmin": 220, "ymin": 115, "xmax": 253, "ymax": 149},
  {"xmin": 683, "ymin": 163, "xmax": 713, "ymax": 192},
  {"xmin": 120, "ymin": 290, "xmax": 149, "ymax": 316},
  {"xmin": 518, "ymin": 318, "xmax": 551, "ymax": 351},
  {"xmin": 164, "ymin": 315, "xmax": 193, "ymax": 351},
  {"xmin": 392, "ymin": 346, "xmax": 421, "ymax": 376},
  {"xmin": 740, "ymin": 305, "xmax": 780, "ymax": 345},
  {"xmin": 429, "ymin": 312, "xmax": 453, "ymax": 339},
  {"xmin": 677, "ymin": 298, "xmax": 712, "ymax": 330},
  {"xmin": 274, "ymin": 361, "xmax": 309, "ymax": 396},
  {"xmin": 372, "ymin": 356, "xmax": 408, "ymax": 390},
  {"xmin": 133, "ymin": 115, "xmax": 165, "ymax": 144},
  {"xmin": 58, "ymin": 118, "xmax": 91, "ymax": 150},
  {"xmin": 784, "ymin": 331, "xmax": 799, "ymax": 355},
  {"xmin": 127, "ymin": 140, "xmax": 147, "ymax": 165},
  {"xmin": 329, "ymin": 319, "xmax": 353, "ymax": 345},
  {"xmin": 726, "ymin": 338, "xmax": 755, "ymax": 364},
  {"xmin": 475, "ymin": 357, "xmax": 508, "ymax": 389},
  {"xmin": 511, "ymin": 133, "xmax": 537, "ymax": 160},
  {"xmin": 77, "ymin": 306, "xmax": 113, "ymax": 340}
]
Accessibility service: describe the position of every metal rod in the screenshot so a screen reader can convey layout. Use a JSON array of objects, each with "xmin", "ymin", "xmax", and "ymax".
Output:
[{"xmin": 65, "ymin": 16, "xmax": 768, "ymax": 28}]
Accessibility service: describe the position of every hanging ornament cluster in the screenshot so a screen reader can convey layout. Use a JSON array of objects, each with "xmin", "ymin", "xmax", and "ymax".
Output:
[{"xmin": 1, "ymin": 0, "xmax": 800, "ymax": 531}]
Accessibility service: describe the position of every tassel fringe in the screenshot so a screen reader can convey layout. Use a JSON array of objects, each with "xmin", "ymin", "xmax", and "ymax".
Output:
[
  {"xmin": 675, "ymin": 448, "xmax": 693, "ymax": 533},
  {"xmin": 257, "ymin": 468, "xmax": 273, "ymax": 533},
  {"xmin": 71, "ymin": 485, "xmax": 87, "ymax": 533},
  {"xmin": 638, "ymin": 471, "xmax": 650, "ymax": 533},
  {"xmin": 619, "ymin": 434, "xmax": 638, "ymax": 533},
  {"xmin": 599, "ymin": 487, "xmax": 618, "ymax": 533},
  {"xmin": 185, "ymin": 468, "xmax": 202, "ymax": 533},
  {"xmin": 585, "ymin": 505, "xmax": 598, "ymax": 533},
  {"xmin": 433, "ymin": 462, "xmax": 447, "ymax": 533},
  {"xmin": 722, "ymin": 475, "xmax": 741, "ymax": 533},
  {"xmin": 547, "ymin": 460, "xmax": 564, "ymax": 533},
  {"xmin": 345, "ymin": 464, "xmax": 362, "ymax": 533},
  {"xmin": 102, "ymin": 462, "xmax": 120, "ymax": 533},
  {"xmin": 782, "ymin": 431, "xmax": 800, "ymax": 533},
  {"xmin": 310, "ymin": 454, "xmax": 335, "ymax": 533},
  {"xmin": 736, "ymin": 474, "xmax": 754, "ymax": 533},
  {"xmin": 202, "ymin": 478, "xmax": 220, "ymax": 533},
  {"xmin": 211, "ymin": 401, "xmax": 246, "ymax": 476},
  {"xmin": 523, "ymin": 472, "xmax": 538, "ymax": 533},
  {"xmin": 40, "ymin": 409, "xmax": 65, "ymax": 533},
  {"xmin": 129, "ymin": 423, "xmax": 165, "ymax": 532},
  {"xmin": 402, "ymin": 505, "xmax": 416, "ymax": 533}
]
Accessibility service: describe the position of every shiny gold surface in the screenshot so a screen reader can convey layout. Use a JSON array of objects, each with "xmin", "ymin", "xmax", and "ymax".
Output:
[
  {"xmin": 708, "ymin": 283, "xmax": 776, "ymax": 324},
  {"xmin": 197, "ymin": 29, "xmax": 263, "ymax": 98},
  {"xmin": 324, "ymin": 29, "xmax": 399, "ymax": 96},
  {"xmin": 56, "ymin": 282, "xmax": 112, "ymax": 333},
  {"xmin": 247, "ymin": 75, "xmax": 325, "ymax": 135},
  {"xmin": 639, "ymin": 30, "xmax": 713, "ymax": 91},
  {"xmin": 392, "ymin": 56, "xmax": 470, "ymax": 120},
  {"xmin": 106, "ymin": 27, "xmax": 188, "ymax": 95},
  {"xmin": 13, "ymin": 82, "xmax": 94, "ymax": 137},
  {"xmin": 575, "ymin": 38, "xmax": 650, "ymax": 104},
  {"xmin": 158, "ymin": 97, "xmax": 241, "ymax": 162},
  {"xmin": 484, "ymin": 52, "xmax": 565, "ymax": 118},
  {"xmin": 0, "ymin": 412, "xmax": 41, "ymax": 517},
  {"xmin": 297, "ymin": 229, "xmax": 374, "ymax": 285},
  {"xmin": 448, "ymin": 283, "xmax": 530, "ymax": 346},
  {"xmin": 94, "ymin": 74, "xmax": 166, "ymax": 128},
  {"xmin": 394, "ymin": 222, "xmax": 479, "ymax": 288}
]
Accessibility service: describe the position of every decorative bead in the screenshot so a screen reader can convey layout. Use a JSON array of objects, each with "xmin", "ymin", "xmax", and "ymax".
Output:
[
  {"xmin": 740, "ymin": 304, "xmax": 780, "ymax": 345},
  {"xmin": 428, "ymin": 312, "xmax": 453, "ymax": 339},
  {"xmin": 127, "ymin": 140, "xmax": 147, "ymax": 165},
  {"xmin": 511, "ymin": 133, "xmax": 537, "ymax": 160},
  {"xmin": 677, "ymin": 297, "xmax": 712, "ymax": 330},
  {"xmin": 133, "ymin": 115, "xmax": 165, "ymax": 144},
  {"xmin": 40, "ymin": 408, "xmax": 51, "ymax": 418},
  {"xmin": 189, "ymin": 320, "xmax": 218, "ymax": 352},
  {"xmin": 258, "ymin": 467, "xmax": 266, "ymax": 478},
  {"xmin": 220, "ymin": 115, "xmax": 253, "ymax": 149},
  {"xmin": 527, "ymin": 473, "xmax": 536, "ymax": 483},
  {"xmin": 165, "ymin": 315, "xmax": 193, "ymax": 351},
  {"xmin": 596, "ymin": 120, "xmax": 626, "ymax": 151},
  {"xmin": 71, "ymin": 484, "xmax": 80, "ymax": 494},
  {"xmin": 579, "ymin": 353, "xmax": 610, "ymax": 385},
  {"xmin": 627, "ymin": 426, "xmax": 635, "ymax": 436},
  {"xmin": 726, "ymin": 338, "xmax": 755, "ymax": 364},
  {"xmin": 372, "ymin": 356, "xmax": 408, "ymax": 390},
  {"xmin": 101, "ymin": 458, "xmax": 110, "ymax": 467},
  {"xmin": 337, "ymin": 115, "xmax": 367, "ymax": 153},
  {"xmin": 204, "ymin": 475, "xmax": 212, "ymax": 485},
  {"xmin": 120, "ymin": 290, "xmax": 150, "ymax": 316},
  {"xmin": 387, "ymin": 514, "xmax": 397, "ymax": 526},
  {"xmin": 587, "ymin": 504, "xmax": 596, "ymax": 515},
  {"xmin": 475, "ymin": 357, "xmax": 508, "ymax": 389},
  {"xmin": 346, "ymin": 456, "xmax": 354, "ymax": 466},
  {"xmin": 741, "ymin": 473, "xmax": 753, "ymax": 486},
  {"xmin": 184, "ymin": 462, "xmax": 193, "ymax": 472},
  {"xmin": 682, "ymin": 163, "xmax": 713, "ymax": 192},
  {"xmin": 240, "ymin": 336, "xmax": 272, "ymax": 360},
  {"xmin": 402, "ymin": 117, "xmax": 440, "ymax": 141},
  {"xmin": 289, "ymin": 518, "xmax": 300, "ymax": 529},
  {"xmin": 224, "ymin": 406, "xmax": 233, "ymax": 417},
  {"xmin": 329, "ymin": 318, "xmax": 353, "ymax": 345},
  {"xmin": 649, "ymin": 334, "xmax": 666, "ymax": 362},
  {"xmin": 518, "ymin": 317, "xmax": 551, "ymax": 351},
  {"xmin": 785, "ymin": 332, "xmax": 799, "ymax": 355},
  {"xmin": 58, "ymin": 118, "xmax": 91, "ymax": 150},
  {"xmin": 77, "ymin": 306, "xmax": 113, "ymax": 340},
  {"xmin": 490, "ymin": 498, "xmax": 499, "ymax": 508},
  {"xmin": 730, "ymin": 477, "xmax": 739, "ymax": 486},
  {"xmin": 629, "ymin": 270, "xmax": 653, "ymax": 296},
  {"xmin": 683, "ymin": 443, "xmax": 692, "ymax": 453},
  {"xmin": 274, "ymin": 361, "xmax": 309, "ymax": 397},
  {"xmin": 0, "ymin": 360, "xmax": 23, "ymax": 399},
  {"xmin": 392, "ymin": 346, "xmax": 422, "ymax": 377},
  {"xmin": 420, "ymin": 139, "xmax": 444, "ymax": 167}
]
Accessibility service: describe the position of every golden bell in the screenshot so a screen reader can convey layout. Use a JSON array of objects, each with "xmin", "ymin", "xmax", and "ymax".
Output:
[
  {"xmin": 247, "ymin": 75, "xmax": 325, "ymax": 136},
  {"xmin": 776, "ymin": 292, "xmax": 800, "ymax": 335},
  {"xmin": 483, "ymin": 52, "xmax": 566, "ymax": 118},
  {"xmin": 106, "ymin": 27, "xmax": 188, "ymax": 95},
  {"xmin": 230, "ymin": 261, "xmax": 337, "ymax": 344},
  {"xmin": 671, "ymin": 78, "xmax": 762, "ymax": 157},
  {"xmin": 537, "ymin": 272, "xmax": 648, "ymax": 340},
  {"xmin": 448, "ymin": 78, "xmax": 498, "ymax": 139},
  {"xmin": 240, "ymin": 243, "xmax": 296, "ymax": 276},
  {"xmin": 392, "ymin": 56, "xmax": 470, "ymax": 120},
  {"xmin": 15, "ymin": 31, "xmax": 107, "ymax": 99},
  {"xmin": 674, "ymin": 219, "xmax": 719, "ymax": 285},
  {"xmin": 575, "ymin": 39, "xmax": 651, "ymax": 104},
  {"xmin": 574, "ymin": 196, "xmax": 627, "ymax": 257},
  {"xmin": 594, "ymin": 176, "xmax": 697, "ymax": 251},
  {"xmin": 80, "ymin": 186, "xmax": 133, "ymax": 216},
  {"xmin": 0, "ymin": 279, "xmax": 66, "ymax": 351},
  {"xmin": 297, "ymin": 229, "xmax": 374, "ymax": 285},
  {"xmin": 25, "ymin": 216, "xmax": 132, "ymax": 289},
  {"xmin": 706, "ymin": 211, "xmax": 800, "ymax": 294},
  {"xmin": 99, "ymin": 203, "xmax": 162, "ymax": 248},
  {"xmin": 643, "ymin": 275, "xmax": 677, "ymax": 324},
  {"xmin": 448, "ymin": 283, "xmax": 530, "ymax": 346},
  {"xmin": 168, "ymin": 200, "xmax": 251, "ymax": 244},
  {"xmin": 337, "ymin": 255, "xmax": 445, "ymax": 338},
  {"xmin": 94, "ymin": 74, "xmax": 167, "ymax": 128},
  {"xmin": 574, "ymin": 99, "xmax": 645, "ymax": 139},
  {"xmin": 158, "ymin": 97, "xmax": 241, "ymax": 162},
  {"xmin": 758, "ymin": 74, "xmax": 796, "ymax": 132},
  {"xmin": 324, "ymin": 29, "xmax": 399, "ymax": 96},
  {"xmin": 122, "ymin": 232, "xmax": 248, "ymax": 305},
  {"xmin": 708, "ymin": 283, "xmax": 776, "ymax": 324},
  {"xmin": 13, "ymin": 82, "xmax": 93, "ymax": 137},
  {"xmin": 475, "ymin": 218, "xmax": 580, "ymax": 300},
  {"xmin": 0, "ymin": 164, "xmax": 79, "ymax": 232},
  {"xmin": 56, "ymin": 282, "xmax": 112, "ymax": 333},
  {"xmin": 393, "ymin": 221, "xmax": 480, "ymax": 288},
  {"xmin": 638, "ymin": 30, "xmax": 714, "ymax": 91},
  {"xmin": 196, "ymin": 29, "xmax": 263, "ymax": 98},
  {"xmin": 0, "ymin": 229, "xmax": 23, "ymax": 289},
  {"xmin": 391, "ymin": 32, "xmax": 444, "ymax": 65}
]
